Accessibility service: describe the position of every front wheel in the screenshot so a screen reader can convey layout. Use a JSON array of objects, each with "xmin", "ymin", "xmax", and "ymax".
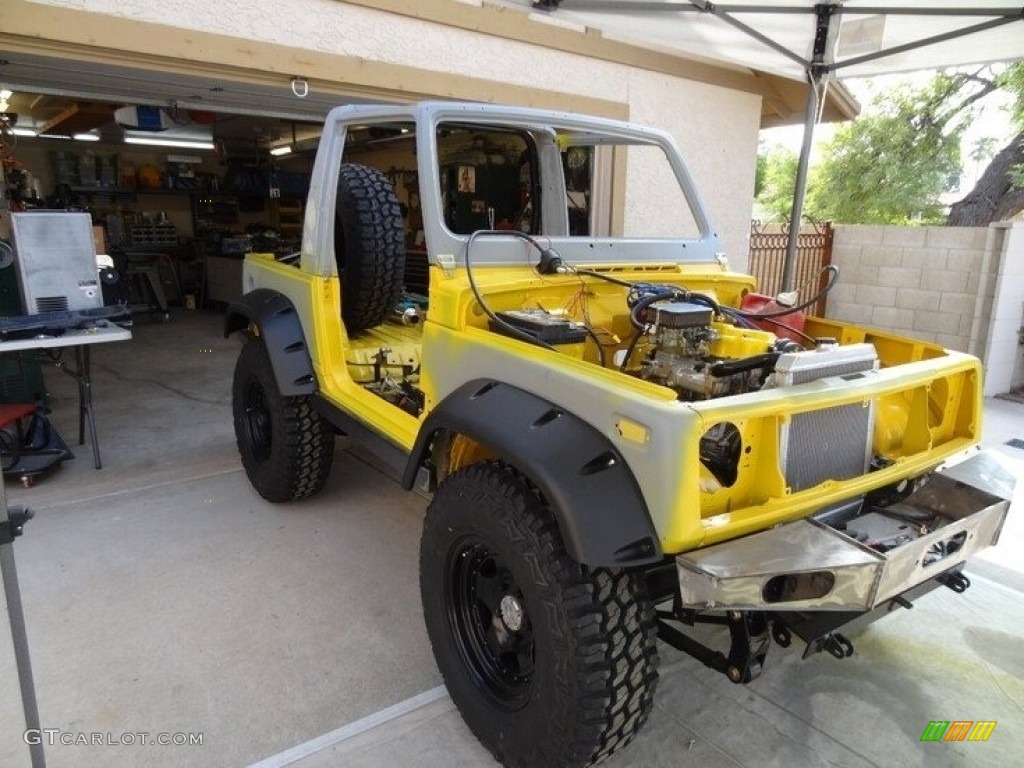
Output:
[
  {"xmin": 232, "ymin": 337, "xmax": 335, "ymax": 502},
  {"xmin": 419, "ymin": 462, "xmax": 659, "ymax": 768}
]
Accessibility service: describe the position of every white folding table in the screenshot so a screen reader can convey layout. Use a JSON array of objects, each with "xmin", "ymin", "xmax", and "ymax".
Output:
[{"xmin": 0, "ymin": 321, "xmax": 132, "ymax": 469}]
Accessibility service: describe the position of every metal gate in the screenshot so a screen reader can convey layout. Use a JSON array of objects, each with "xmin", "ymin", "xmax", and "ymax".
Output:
[{"xmin": 748, "ymin": 220, "xmax": 834, "ymax": 317}]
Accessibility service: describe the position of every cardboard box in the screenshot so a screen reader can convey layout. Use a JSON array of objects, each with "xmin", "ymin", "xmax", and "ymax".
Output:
[{"xmin": 92, "ymin": 225, "xmax": 106, "ymax": 255}]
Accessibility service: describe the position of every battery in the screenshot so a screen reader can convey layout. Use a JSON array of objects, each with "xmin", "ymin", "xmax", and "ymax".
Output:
[{"xmin": 491, "ymin": 310, "xmax": 588, "ymax": 345}]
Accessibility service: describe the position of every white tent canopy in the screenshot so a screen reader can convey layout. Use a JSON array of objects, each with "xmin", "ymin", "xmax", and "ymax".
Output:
[
  {"xmin": 522, "ymin": 1, "xmax": 1024, "ymax": 80},
  {"xmin": 521, "ymin": 1, "xmax": 1024, "ymax": 288}
]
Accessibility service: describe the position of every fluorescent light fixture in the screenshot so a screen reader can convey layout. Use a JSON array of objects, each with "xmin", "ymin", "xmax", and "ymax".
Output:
[
  {"xmin": 125, "ymin": 136, "xmax": 215, "ymax": 150},
  {"xmin": 123, "ymin": 126, "xmax": 214, "ymax": 150},
  {"xmin": 14, "ymin": 130, "xmax": 83, "ymax": 141},
  {"xmin": 270, "ymin": 145, "xmax": 293, "ymax": 157}
]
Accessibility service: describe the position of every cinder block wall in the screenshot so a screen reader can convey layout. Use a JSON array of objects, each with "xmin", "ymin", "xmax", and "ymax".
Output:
[{"xmin": 826, "ymin": 226, "xmax": 991, "ymax": 353}]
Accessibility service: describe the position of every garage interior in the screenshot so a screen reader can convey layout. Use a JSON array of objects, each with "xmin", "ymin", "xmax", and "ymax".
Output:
[
  {"xmin": 0, "ymin": 53, "xmax": 349, "ymax": 313},
  {"xmin": 2, "ymin": 46, "xmax": 1024, "ymax": 768}
]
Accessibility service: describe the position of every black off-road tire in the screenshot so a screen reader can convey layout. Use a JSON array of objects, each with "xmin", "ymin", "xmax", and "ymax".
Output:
[
  {"xmin": 420, "ymin": 462, "xmax": 659, "ymax": 768},
  {"xmin": 335, "ymin": 163, "xmax": 406, "ymax": 332},
  {"xmin": 232, "ymin": 338, "xmax": 335, "ymax": 502}
]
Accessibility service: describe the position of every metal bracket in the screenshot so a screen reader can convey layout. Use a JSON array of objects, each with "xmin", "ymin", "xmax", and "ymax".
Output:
[
  {"xmin": 771, "ymin": 622, "xmax": 792, "ymax": 648},
  {"xmin": 0, "ymin": 506, "xmax": 33, "ymax": 545},
  {"xmin": 724, "ymin": 611, "xmax": 771, "ymax": 682},
  {"xmin": 436, "ymin": 254, "xmax": 456, "ymax": 278}
]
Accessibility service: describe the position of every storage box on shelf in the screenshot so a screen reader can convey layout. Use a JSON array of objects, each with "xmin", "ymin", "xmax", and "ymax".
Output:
[
  {"xmin": 269, "ymin": 198, "xmax": 303, "ymax": 237},
  {"xmin": 129, "ymin": 222, "xmax": 178, "ymax": 248}
]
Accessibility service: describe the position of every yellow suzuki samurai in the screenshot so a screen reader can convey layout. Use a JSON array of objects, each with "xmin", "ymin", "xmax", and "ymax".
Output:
[{"xmin": 226, "ymin": 102, "xmax": 1014, "ymax": 768}]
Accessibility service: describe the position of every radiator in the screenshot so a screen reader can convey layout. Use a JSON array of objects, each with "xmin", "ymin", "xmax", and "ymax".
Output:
[{"xmin": 773, "ymin": 344, "xmax": 878, "ymax": 492}]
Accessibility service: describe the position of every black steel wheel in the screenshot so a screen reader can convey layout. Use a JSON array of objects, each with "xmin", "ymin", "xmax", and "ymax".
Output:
[
  {"xmin": 446, "ymin": 534, "xmax": 535, "ymax": 711},
  {"xmin": 232, "ymin": 338, "xmax": 335, "ymax": 502},
  {"xmin": 241, "ymin": 375, "xmax": 272, "ymax": 462},
  {"xmin": 420, "ymin": 461, "xmax": 659, "ymax": 768}
]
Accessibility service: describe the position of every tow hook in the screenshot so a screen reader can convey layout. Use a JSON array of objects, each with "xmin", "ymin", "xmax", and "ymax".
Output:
[
  {"xmin": 938, "ymin": 570, "xmax": 970, "ymax": 594},
  {"xmin": 803, "ymin": 632, "xmax": 854, "ymax": 660}
]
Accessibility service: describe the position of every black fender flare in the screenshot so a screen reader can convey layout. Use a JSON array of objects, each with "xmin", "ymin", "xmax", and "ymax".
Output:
[
  {"xmin": 403, "ymin": 380, "xmax": 662, "ymax": 567},
  {"xmin": 223, "ymin": 289, "xmax": 316, "ymax": 396}
]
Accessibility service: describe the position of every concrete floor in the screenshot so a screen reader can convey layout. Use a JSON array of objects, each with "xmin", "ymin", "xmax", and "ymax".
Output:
[{"xmin": 0, "ymin": 308, "xmax": 1021, "ymax": 768}]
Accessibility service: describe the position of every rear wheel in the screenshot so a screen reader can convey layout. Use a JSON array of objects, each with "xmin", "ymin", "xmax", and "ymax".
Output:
[
  {"xmin": 232, "ymin": 338, "xmax": 334, "ymax": 502},
  {"xmin": 420, "ymin": 461, "xmax": 659, "ymax": 768}
]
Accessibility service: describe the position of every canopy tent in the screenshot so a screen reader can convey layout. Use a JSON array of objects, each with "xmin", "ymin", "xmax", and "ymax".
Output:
[{"xmin": 524, "ymin": 1, "xmax": 1024, "ymax": 288}]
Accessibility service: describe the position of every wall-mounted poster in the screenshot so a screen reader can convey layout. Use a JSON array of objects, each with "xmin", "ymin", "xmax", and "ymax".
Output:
[{"xmin": 458, "ymin": 166, "xmax": 476, "ymax": 194}]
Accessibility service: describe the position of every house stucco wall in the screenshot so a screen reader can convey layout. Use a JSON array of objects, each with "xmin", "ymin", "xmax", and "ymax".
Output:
[
  {"xmin": 980, "ymin": 222, "xmax": 1024, "ymax": 395},
  {"xmin": 29, "ymin": 0, "xmax": 760, "ymax": 266},
  {"xmin": 626, "ymin": 69, "xmax": 761, "ymax": 266}
]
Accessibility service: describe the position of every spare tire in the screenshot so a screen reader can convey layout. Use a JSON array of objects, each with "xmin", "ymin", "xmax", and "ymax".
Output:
[{"xmin": 335, "ymin": 163, "xmax": 406, "ymax": 332}]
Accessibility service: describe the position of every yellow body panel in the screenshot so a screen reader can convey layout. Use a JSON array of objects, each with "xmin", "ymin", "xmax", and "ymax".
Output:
[
  {"xmin": 243, "ymin": 253, "xmax": 984, "ymax": 555},
  {"xmin": 243, "ymin": 254, "xmax": 421, "ymax": 451}
]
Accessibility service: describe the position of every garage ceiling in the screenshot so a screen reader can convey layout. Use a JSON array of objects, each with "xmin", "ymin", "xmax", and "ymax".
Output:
[{"xmin": 0, "ymin": 50, "xmax": 373, "ymax": 146}]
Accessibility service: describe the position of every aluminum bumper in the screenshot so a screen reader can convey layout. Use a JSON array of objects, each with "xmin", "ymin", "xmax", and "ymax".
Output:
[{"xmin": 676, "ymin": 451, "xmax": 1014, "ymax": 612}]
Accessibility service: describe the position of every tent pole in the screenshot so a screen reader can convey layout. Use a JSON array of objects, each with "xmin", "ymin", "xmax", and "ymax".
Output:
[
  {"xmin": 782, "ymin": 69, "xmax": 821, "ymax": 293},
  {"xmin": 1, "ymin": 495, "xmax": 46, "ymax": 768}
]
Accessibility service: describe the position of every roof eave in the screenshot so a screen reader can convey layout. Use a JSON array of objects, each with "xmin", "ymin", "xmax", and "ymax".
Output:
[{"xmin": 757, "ymin": 72, "xmax": 861, "ymax": 130}]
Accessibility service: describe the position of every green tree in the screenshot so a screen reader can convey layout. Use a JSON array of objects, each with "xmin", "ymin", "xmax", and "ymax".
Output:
[
  {"xmin": 947, "ymin": 62, "xmax": 1024, "ymax": 225},
  {"xmin": 969, "ymin": 136, "xmax": 998, "ymax": 165},
  {"xmin": 754, "ymin": 144, "xmax": 799, "ymax": 221},
  {"xmin": 806, "ymin": 71, "xmax": 997, "ymax": 224}
]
